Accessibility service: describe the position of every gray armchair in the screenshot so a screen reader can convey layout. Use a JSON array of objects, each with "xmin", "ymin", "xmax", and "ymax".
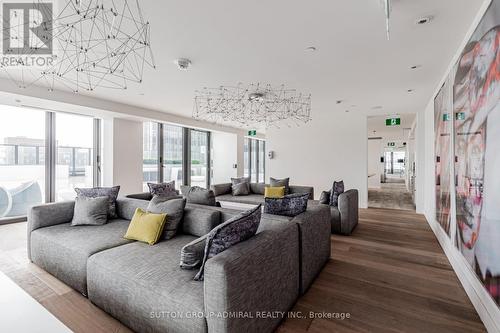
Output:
[{"xmin": 319, "ymin": 189, "xmax": 359, "ymax": 235}]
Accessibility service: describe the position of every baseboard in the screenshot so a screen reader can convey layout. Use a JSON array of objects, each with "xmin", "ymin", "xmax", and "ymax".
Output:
[{"xmin": 425, "ymin": 214, "xmax": 500, "ymax": 333}]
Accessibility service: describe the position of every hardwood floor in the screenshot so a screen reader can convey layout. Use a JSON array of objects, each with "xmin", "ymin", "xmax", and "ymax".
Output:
[{"xmin": 0, "ymin": 208, "xmax": 486, "ymax": 333}]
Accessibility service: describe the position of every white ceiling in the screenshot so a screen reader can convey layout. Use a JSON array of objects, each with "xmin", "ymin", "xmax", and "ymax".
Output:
[{"xmin": 0, "ymin": 0, "xmax": 486, "ymax": 126}]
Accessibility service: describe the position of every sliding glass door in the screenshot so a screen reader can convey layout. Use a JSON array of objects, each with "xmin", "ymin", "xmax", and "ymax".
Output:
[
  {"xmin": 163, "ymin": 124, "xmax": 184, "ymax": 189},
  {"xmin": 190, "ymin": 130, "xmax": 209, "ymax": 188},
  {"xmin": 0, "ymin": 107, "xmax": 46, "ymax": 219},
  {"xmin": 244, "ymin": 137, "xmax": 266, "ymax": 183},
  {"xmin": 55, "ymin": 113, "xmax": 95, "ymax": 201},
  {"xmin": 0, "ymin": 106, "xmax": 101, "ymax": 222},
  {"xmin": 142, "ymin": 123, "xmax": 211, "ymax": 189}
]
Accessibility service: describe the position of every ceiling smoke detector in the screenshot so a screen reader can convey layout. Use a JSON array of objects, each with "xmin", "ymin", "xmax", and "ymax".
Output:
[
  {"xmin": 416, "ymin": 16, "xmax": 432, "ymax": 25},
  {"xmin": 175, "ymin": 58, "xmax": 192, "ymax": 70}
]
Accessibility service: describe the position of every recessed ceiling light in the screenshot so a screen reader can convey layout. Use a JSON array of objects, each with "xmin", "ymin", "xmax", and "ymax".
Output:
[
  {"xmin": 410, "ymin": 65, "xmax": 421, "ymax": 70},
  {"xmin": 345, "ymin": 110, "xmax": 350, "ymax": 113},
  {"xmin": 407, "ymin": 89, "xmax": 414, "ymax": 93},
  {"xmin": 305, "ymin": 46, "xmax": 317, "ymax": 52},
  {"xmin": 416, "ymin": 16, "xmax": 432, "ymax": 25},
  {"xmin": 15, "ymin": 99, "xmax": 21, "ymax": 103},
  {"xmin": 336, "ymin": 100, "xmax": 343, "ymax": 104},
  {"xmin": 174, "ymin": 58, "xmax": 191, "ymax": 70},
  {"xmin": 139, "ymin": 93, "xmax": 145, "ymax": 96}
]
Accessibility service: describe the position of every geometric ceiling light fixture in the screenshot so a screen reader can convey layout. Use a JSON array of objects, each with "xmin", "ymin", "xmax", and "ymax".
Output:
[
  {"xmin": 193, "ymin": 83, "xmax": 312, "ymax": 129},
  {"xmin": 1, "ymin": 0, "xmax": 155, "ymax": 93}
]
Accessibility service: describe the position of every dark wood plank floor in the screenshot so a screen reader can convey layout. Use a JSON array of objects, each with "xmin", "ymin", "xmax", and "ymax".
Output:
[{"xmin": 0, "ymin": 208, "xmax": 486, "ymax": 333}]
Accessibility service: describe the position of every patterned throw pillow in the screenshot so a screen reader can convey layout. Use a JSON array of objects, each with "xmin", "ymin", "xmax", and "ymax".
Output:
[
  {"xmin": 147, "ymin": 196, "xmax": 186, "ymax": 239},
  {"xmin": 329, "ymin": 180, "xmax": 345, "ymax": 207},
  {"xmin": 231, "ymin": 177, "xmax": 250, "ymax": 186},
  {"xmin": 264, "ymin": 193, "xmax": 309, "ymax": 217},
  {"xmin": 180, "ymin": 186, "xmax": 216, "ymax": 206},
  {"xmin": 232, "ymin": 182, "xmax": 250, "ymax": 196},
  {"xmin": 194, "ymin": 205, "xmax": 261, "ymax": 281},
  {"xmin": 270, "ymin": 177, "xmax": 290, "ymax": 194},
  {"xmin": 147, "ymin": 181, "xmax": 177, "ymax": 197},
  {"xmin": 75, "ymin": 186, "xmax": 120, "ymax": 218}
]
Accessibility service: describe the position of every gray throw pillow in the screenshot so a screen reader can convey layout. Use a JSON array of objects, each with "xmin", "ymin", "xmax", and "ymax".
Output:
[
  {"xmin": 231, "ymin": 177, "xmax": 250, "ymax": 186},
  {"xmin": 264, "ymin": 193, "xmax": 309, "ymax": 217},
  {"xmin": 71, "ymin": 196, "xmax": 109, "ymax": 226},
  {"xmin": 270, "ymin": 177, "xmax": 290, "ymax": 194},
  {"xmin": 147, "ymin": 196, "xmax": 187, "ymax": 239},
  {"xmin": 319, "ymin": 191, "xmax": 331, "ymax": 204},
  {"xmin": 147, "ymin": 181, "xmax": 177, "ymax": 197},
  {"xmin": 181, "ymin": 186, "xmax": 216, "ymax": 206},
  {"xmin": 75, "ymin": 186, "xmax": 120, "ymax": 218},
  {"xmin": 180, "ymin": 234, "xmax": 208, "ymax": 269},
  {"xmin": 232, "ymin": 182, "xmax": 250, "ymax": 196},
  {"xmin": 329, "ymin": 180, "xmax": 345, "ymax": 207},
  {"xmin": 194, "ymin": 204, "xmax": 261, "ymax": 281}
]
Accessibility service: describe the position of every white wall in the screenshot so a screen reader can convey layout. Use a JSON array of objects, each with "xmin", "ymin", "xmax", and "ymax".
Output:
[
  {"xmin": 102, "ymin": 118, "xmax": 143, "ymax": 195},
  {"xmin": 367, "ymin": 139, "xmax": 382, "ymax": 189},
  {"xmin": 266, "ymin": 110, "xmax": 368, "ymax": 207},
  {"xmin": 212, "ymin": 131, "xmax": 238, "ymax": 184}
]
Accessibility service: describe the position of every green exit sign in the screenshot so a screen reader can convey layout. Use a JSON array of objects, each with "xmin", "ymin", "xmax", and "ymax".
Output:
[
  {"xmin": 443, "ymin": 113, "xmax": 451, "ymax": 121},
  {"xmin": 387, "ymin": 142, "xmax": 396, "ymax": 147},
  {"xmin": 456, "ymin": 112, "xmax": 465, "ymax": 120},
  {"xmin": 386, "ymin": 117, "xmax": 401, "ymax": 126},
  {"xmin": 248, "ymin": 130, "xmax": 257, "ymax": 136}
]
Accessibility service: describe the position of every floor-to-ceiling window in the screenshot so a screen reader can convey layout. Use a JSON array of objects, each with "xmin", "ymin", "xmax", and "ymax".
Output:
[
  {"xmin": 142, "ymin": 122, "xmax": 159, "ymax": 191},
  {"xmin": 0, "ymin": 106, "xmax": 101, "ymax": 222},
  {"xmin": 0, "ymin": 107, "xmax": 46, "ymax": 219},
  {"xmin": 244, "ymin": 137, "xmax": 266, "ymax": 183},
  {"xmin": 142, "ymin": 122, "xmax": 211, "ymax": 189},
  {"xmin": 163, "ymin": 124, "xmax": 184, "ymax": 189},
  {"xmin": 55, "ymin": 113, "xmax": 95, "ymax": 201},
  {"xmin": 190, "ymin": 130, "xmax": 209, "ymax": 188}
]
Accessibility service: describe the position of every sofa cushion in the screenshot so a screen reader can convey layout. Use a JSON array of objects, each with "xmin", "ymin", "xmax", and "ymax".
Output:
[
  {"xmin": 264, "ymin": 186, "xmax": 285, "ymax": 198},
  {"xmin": 249, "ymin": 182, "xmax": 266, "ymax": 195},
  {"xmin": 231, "ymin": 177, "xmax": 250, "ymax": 185},
  {"xmin": 87, "ymin": 236, "xmax": 206, "ymax": 333},
  {"xmin": 210, "ymin": 183, "xmax": 232, "ymax": 196},
  {"xmin": 181, "ymin": 185, "xmax": 216, "ymax": 206},
  {"xmin": 264, "ymin": 193, "xmax": 309, "ymax": 217},
  {"xmin": 215, "ymin": 193, "xmax": 264, "ymax": 205},
  {"xmin": 270, "ymin": 177, "xmax": 290, "ymax": 194},
  {"xmin": 232, "ymin": 182, "xmax": 250, "ymax": 196},
  {"xmin": 182, "ymin": 206, "xmax": 222, "ymax": 237},
  {"xmin": 71, "ymin": 196, "xmax": 109, "ymax": 226},
  {"xmin": 147, "ymin": 196, "xmax": 186, "ymax": 239},
  {"xmin": 30, "ymin": 219, "xmax": 133, "ymax": 294},
  {"xmin": 195, "ymin": 205, "xmax": 261, "ymax": 281},
  {"xmin": 75, "ymin": 186, "xmax": 120, "ymax": 218}
]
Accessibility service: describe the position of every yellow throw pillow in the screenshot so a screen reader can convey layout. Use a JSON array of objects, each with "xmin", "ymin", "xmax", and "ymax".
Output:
[
  {"xmin": 124, "ymin": 208, "xmax": 167, "ymax": 245},
  {"xmin": 265, "ymin": 186, "xmax": 285, "ymax": 198}
]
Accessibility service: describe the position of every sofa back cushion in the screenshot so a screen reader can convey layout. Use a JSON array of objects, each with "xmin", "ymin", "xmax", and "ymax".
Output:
[
  {"xmin": 182, "ymin": 207, "xmax": 222, "ymax": 237},
  {"xmin": 250, "ymin": 182, "xmax": 266, "ymax": 195},
  {"xmin": 116, "ymin": 198, "xmax": 149, "ymax": 220},
  {"xmin": 210, "ymin": 183, "xmax": 232, "ymax": 196},
  {"xmin": 71, "ymin": 196, "xmax": 109, "ymax": 226},
  {"xmin": 264, "ymin": 193, "xmax": 309, "ymax": 217},
  {"xmin": 181, "ymin": 186, "xmax": 216, "ymax": 206}
]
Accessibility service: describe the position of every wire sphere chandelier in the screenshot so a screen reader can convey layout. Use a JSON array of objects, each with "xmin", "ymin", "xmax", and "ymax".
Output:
[
  {"xmin": 193, "ymin": 83, "xmax": 312, "ymax": 128},
  {"xmin": 1, "ymin": 0, "xmax": 155, "ymax": 92}
]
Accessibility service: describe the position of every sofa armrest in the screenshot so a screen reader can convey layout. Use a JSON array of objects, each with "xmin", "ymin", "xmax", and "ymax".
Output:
[
  {"xmin": 338, "ymin": 189, "xmax": 359, "ymax": 235},
  {"xmin": 289, "ymin": 185, "xmax": 314, "ymax": 200},
  {"xmin": 204, "ymin": 221, "xmax": 299, "ymax": 333},
  {"xmin": 125, "ymin": 192, "xmax": 152, "ymax": 201},
  {"xmin": 210, "ymin": 183, "xmax": 232, "ymax": 196},
  {"xmin": 27, "ymin": 201, "xmax": 75, "ymax": 260},
  {"xmin": 292, "ymin": 205, "xmax": 331, "ymax": 293}
]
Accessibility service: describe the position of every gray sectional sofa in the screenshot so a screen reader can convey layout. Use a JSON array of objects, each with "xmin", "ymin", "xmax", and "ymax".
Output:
[
  {"xmin": 210, "ymin": 182, "xmax": 315, "ymax": 205},
  {"xmin": 28, "ymin": 197, "xmax": 331, "ymax": 333},
  {"xmin": 318, "ymin": 189, "xmax": 359, "ymax": 235}
]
